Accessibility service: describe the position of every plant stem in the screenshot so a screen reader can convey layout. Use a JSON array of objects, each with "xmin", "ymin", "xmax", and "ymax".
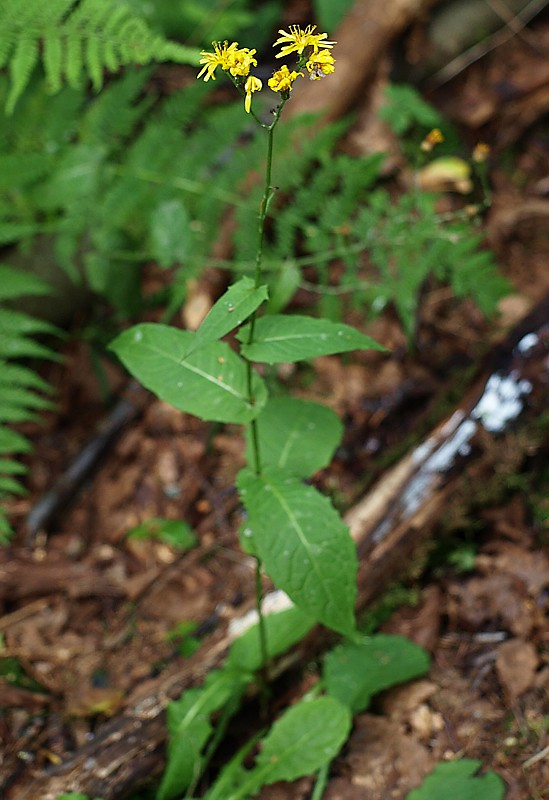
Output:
[{"xmin": 244, "ymin": 102, "xmax": 285, "ymax": 687}]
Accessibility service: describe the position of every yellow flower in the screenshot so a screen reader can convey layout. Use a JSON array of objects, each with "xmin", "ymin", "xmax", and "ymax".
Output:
[
  {"xmin": 473, "ymin": 142, "xmax": 490, "ymax": 163},
  {"xmin": 273, "ymin": 25, "xmax": 336, "ymax": 59},
  {"xmin": 268, "ymin": 64, "xmax": 303, "ymax": 93},
  {"xmin": 197, "ymin": 41, "xmax": 239, "ymax": 81},
  {"xmin": 420, "ymin": 128, "xmax": 444, "ymax": 152},
  {"xmin": 244, "ymin": 75, "xmax": 262, "ymax": 113},
  {"xmin": 228, "ymin": 47, "xmax": 257, "ymax": 78},
  {"xmin": 305, "ymin": 49, "xmax": 336, "ymax": 80}
]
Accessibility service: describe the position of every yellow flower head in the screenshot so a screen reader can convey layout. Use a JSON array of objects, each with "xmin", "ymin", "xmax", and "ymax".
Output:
[
  {"xmin": 420, "ymin": 128, "xmax": 444, "ymax": 152},
  {"xmin": 473, "ymin": 142, "xmax": 490, "ymax": 163},
  {"xmin": 306, "ymin": 49, "xmax": 336, "ymax": 80},
  {"xmin": 273, "ymin": 25, "xmax": 336, "ymax": 59},
  {"xmin": 244, "ymin": 75, "xmax": 262, "ymax": 113},
  {"xmin": 228, "ymin": 47, "xmax": 258, "ymax": 78},
  {"xmin": 268, "ymin": 64, "xmax": 303, "ymax": 94},
  {"xmin": 197, "ymin": 41, "xmax": 239, "ymax": 81}
]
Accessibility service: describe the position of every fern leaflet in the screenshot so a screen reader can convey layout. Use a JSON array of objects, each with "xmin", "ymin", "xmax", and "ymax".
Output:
[{"xmin": 0, "ymin": 0, "xmax": 198, "ymax": 113}]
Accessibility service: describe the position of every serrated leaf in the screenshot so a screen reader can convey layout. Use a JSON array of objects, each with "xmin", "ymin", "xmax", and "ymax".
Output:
[
  {"xmin": 245, "ymin": 397, "xmax": 342, "ymax": 478},
  {"xmin": 149, "ymin": 198, "xmax": 191, "ymax": 268},
  {"xmin": 110, "ymin": 323, "xmax": 266, "ymax": 424},
  {"xmin": 186, "ymin": 277, "xmax": 268, "ymax": 357},
  {"xmin": 0, "ymin": 266, "xmax": 52, "ymax": 300},
  {"xmin": 252, "ymin": 696, "xmax": 351, "ymax": 785},
  {"xmin": 238, "ymin": 314, "xmax": 385, "ymax": 364},
  {"xmin": 158, "ymin": 669, "xmax": 251, "ymax": 800},
  {"xmin": 406, "ymin": 759, "xmax": 505, "ymax": 800},
  {"xmin": 324, "ymin": 634, "xmax": 430, "ymax": 713},
  {"xmin": 237, "ymin": 468, "xmax": 357, "ymax": 637}
]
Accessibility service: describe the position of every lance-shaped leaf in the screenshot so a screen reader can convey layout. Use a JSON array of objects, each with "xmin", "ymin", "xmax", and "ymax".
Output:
[
  {"xmin": 237, "ymin": 468, "xmax": 357, "ymax": 638},
  {"xmin": 227, "ymin": 604, "xmax": 315, "ymax": 673},
  {"xmin": 186, "ymin": 277, "xmax": 268, "ymax": 356},
  {"xmin": 158, "ymin": 669, "xmax": 251, "ymax": 800},
  {"xmin": 248, "ymin": 696, "xmax": 351, "ymax": 789},
  {"xmin": 323, "ymin": 635, "xmax": 430, "ymax": 713},
  {"xmin": 110, "ymin": 323, "xmax": 266, "ymax": 424},
  {"xmin": 237, "ymin": 314, "xmax": 385, "ymax": 364},
  {"xmin": 244, "ymin": 396, "xmax": 343, "ymax": 478},
  {"xmin": 406, "ymin": 760, "xmax": 505, "ymax": 800}
]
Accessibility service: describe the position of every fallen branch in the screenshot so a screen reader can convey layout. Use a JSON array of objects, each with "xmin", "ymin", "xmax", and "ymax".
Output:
[{"xmin": 6, "ymin": 294, "xmax": 548, "ymax": 800}]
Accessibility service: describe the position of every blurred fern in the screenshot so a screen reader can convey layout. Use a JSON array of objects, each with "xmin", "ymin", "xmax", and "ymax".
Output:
[
  {"xmin": 240, "ymin": 99, "xmax": 509, "ymax": 337},
  {"xmin": 0, "ymin": 0, "xmax": 198, "ymax": 114},
  {"xmin": 0, "ymin": 266, "xmax": 60, "ymax": 542}
]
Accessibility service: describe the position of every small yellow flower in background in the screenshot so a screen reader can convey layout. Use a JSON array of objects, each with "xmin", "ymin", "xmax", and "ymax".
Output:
[
  {"xmin": 473, "ymin": 142, "xmax": 490, "ymax": 163},
  {"xmin": 268, "ymin": 64, "xmax": 303, "ymax": 93},
  {"xmin": 228, "ymin": 47, "xmax": 257, "ymax": 78},
  {"xmin": 197, "ymin": 41, "xmax": 239, "ymax": 81},
  {"xmin": 273, "ymin": 24, "xmax": 336, "ymax": 58},
  {"xmin": 420, "ymin": 128, "xmax": 444, "ymax": 152},
  {"xmin": 306, "ymin": 49, "xmax": 336, "ymax": 80},
  {"xmin": 244, "ymin": 75, "xmax": 262, "ymax": 113}
]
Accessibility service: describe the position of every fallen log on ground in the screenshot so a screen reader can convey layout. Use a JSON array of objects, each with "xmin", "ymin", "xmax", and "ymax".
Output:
[{"xmin": 5, "ymin": 294, "xmax": 548, "ymax": 800}]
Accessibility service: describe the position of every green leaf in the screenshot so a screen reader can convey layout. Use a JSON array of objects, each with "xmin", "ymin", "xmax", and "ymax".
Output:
[
  {"xmin": 245, "ymin": 397, "xmax": 343, "ymax": 478},
  {"xmin": 0, "ymin": 459, "xmax": 27, "ymax": 475},
  {"xmin": 0, "ymin": 475, "xmax": 26, "ymax": 496},
  {"xmin": 0, "ymin": 362, "xmax": 52, "ymax": 392},
  {"xmin": 127, "ymin": 518, "xmax": 196, "ymax": 551},
  {"xmin": 0, "ymin": 427, "xmax": 32, "ymax": 454},
  {"xmin": 313, "ymin": 0, "xmax": 356, "ymax": 31},
  {"xmin": 0, "ymin": 385, "xmax": 54, "ymax": 412},
  {"xmin": 158, "ymin": 669, "xmax": 251, "ymax": 800},
  {"xmin": 323, "ymin": 634, "xmax": 430, "ymax": 713},
  {"xmin": 237, "ymin": 468, "xmax": 357, "ymax": 638},
  {"xmin": 186, "ymin": 277, "xmax": 269, "ymax": 357},
  {"xmin": 252, "ymin": 696, "xmax": 351, "ymax": 786},
  {"xmin": 110, "ymin": 323, "xmax": 267, "ymax": 424},
  {"xmin": 0, "ymin": 308, "xmax": 60, "ymax": 338},
  {"xmin": 202, "ymin": 733, "xmax": 262, "ymax": 800},
  {"xmin": 238, "ymin": 314, "xmax": 385, "ymax": 364},
  {"xmin": 266, "ymin": 259, "xmax": 301, "ymax": 313},
  {"xmin": 0, "ymin": 265, "xmax": 52, "ymax": 300},
  {"xmin": 149, "ymin": 198, "xmax": 191, "ymax": 268},
  {"xmin": 406, "ymin": 759, "xmax": 505, "ymax": 800},
  {"xmin": 227, "ymin": 604, "xmax": 315, "ymax": 673}
]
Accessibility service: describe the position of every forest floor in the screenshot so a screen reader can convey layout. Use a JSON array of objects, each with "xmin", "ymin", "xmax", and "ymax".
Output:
[{"xmin": 1, "ymin": 1, "xmax": 549, "ymax": 799}]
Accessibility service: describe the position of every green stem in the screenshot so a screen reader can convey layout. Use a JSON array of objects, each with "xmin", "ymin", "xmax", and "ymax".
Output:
[
  {"xmin": 246, "ymin": 104, "xmax": 285, "ymax": 475},
  {"xmin": 243, "ymin": 101, "xmax": 286, "ymax": 691}
]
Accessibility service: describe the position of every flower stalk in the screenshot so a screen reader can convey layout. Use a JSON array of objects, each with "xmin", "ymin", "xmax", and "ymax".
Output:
[{"xmin": 197, "ymin": 23, "xmax": 337, "ymax": 682}]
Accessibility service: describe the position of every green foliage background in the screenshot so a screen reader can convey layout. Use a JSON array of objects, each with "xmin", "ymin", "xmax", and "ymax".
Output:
[{"xmin": 0, "ymin": 1, "xmax": 508, "ymax": 544}]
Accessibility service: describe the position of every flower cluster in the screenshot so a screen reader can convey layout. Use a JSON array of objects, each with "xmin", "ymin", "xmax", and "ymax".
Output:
[{"xmin": 197, "ymin": 24, "xmax": 336, "ymax": 114}]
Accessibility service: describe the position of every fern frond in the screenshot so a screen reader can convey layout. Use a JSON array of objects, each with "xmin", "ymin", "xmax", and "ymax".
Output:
[
  {"xmin": 0, "ymin": 264, "xmax": 60, "ymax": 540},
  {"xmin": 0, "ymin": 0, "xmax": 199, "ymax": 113}
]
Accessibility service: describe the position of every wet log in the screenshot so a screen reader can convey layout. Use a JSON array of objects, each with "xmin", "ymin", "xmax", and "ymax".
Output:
[
  {"xmin": 6, "ymin": 296, "xmax": 548, "ymax": 800},
  {"xmin": 284, "ymin": 0, "xmax": 442, "ymax": 123}
]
